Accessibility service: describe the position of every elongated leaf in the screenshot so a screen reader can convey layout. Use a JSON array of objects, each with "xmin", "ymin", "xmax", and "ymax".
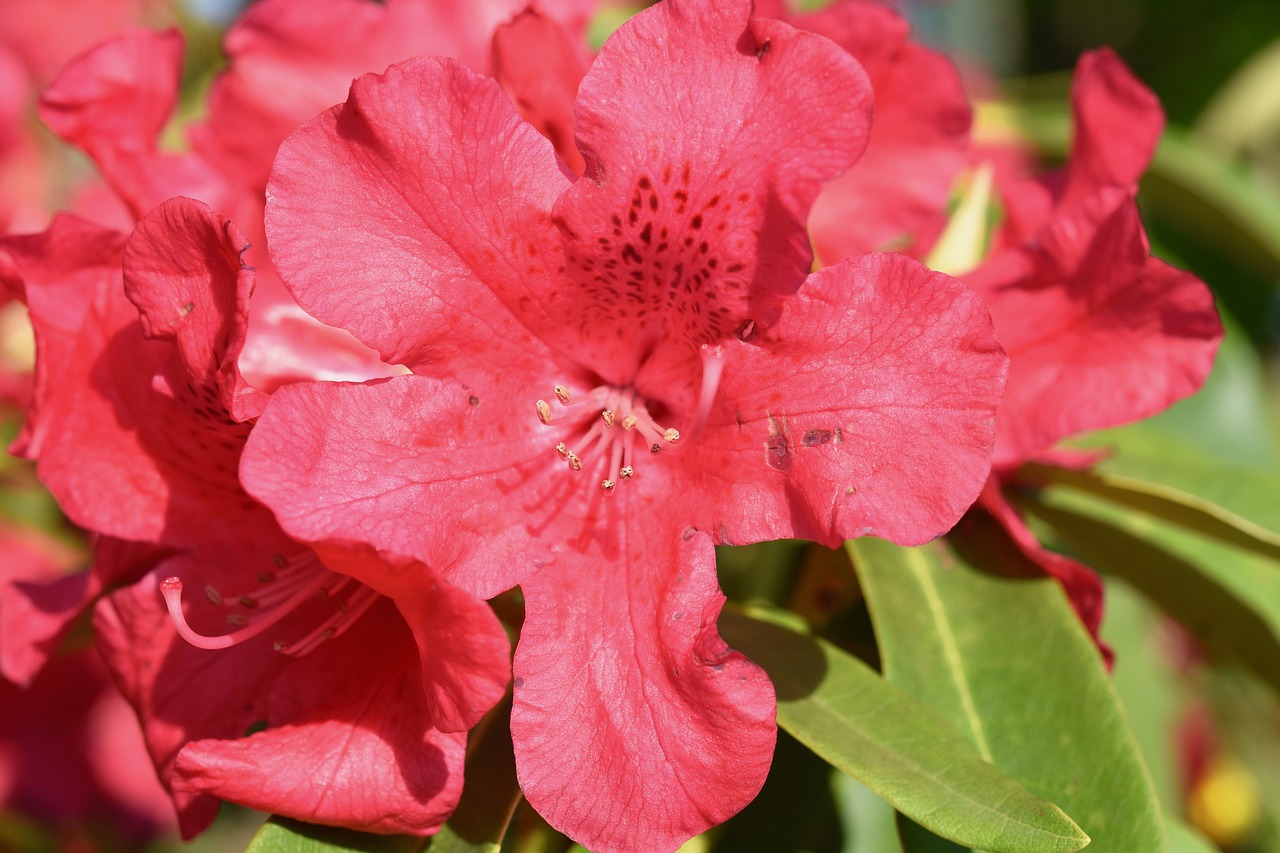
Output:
[
  {"xmin": 719, "ymin": 611, "xmax": 1088, "ymax": 853},
  {"xmin": 246, "ymin": 818, "xmax": 420, "ymax": 853},
  {"xmin": 1017, "ymin": 486, "xmax": 1280, "ymax": 693},
  {"xmin": 896, "ymin": 814, "xmax": 971, "ymax": 853},
  {"xmin": 1018, "ymin": 462, "xmax": 1280, "ymax": 559},
  {"xmin": 850, "ymin": 522, "xmax": 1167, "ymax": 853}
]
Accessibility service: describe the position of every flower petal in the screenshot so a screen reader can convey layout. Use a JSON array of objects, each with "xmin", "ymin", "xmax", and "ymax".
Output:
[
  {"xmin": 686, "ymin": 252, "xmax": 1006, "ymax": 547},
  {"xmin": 967, "ymin": 189, "xmax": 1222, "ymax": 467},
  {"xmin": 801, "ymin": 0, "xmax": 971, "ymax": 261},
  {"xmin": 553, "ymin": 0, "xmax": 873, "ymax": 380},
  {"xmin": 123, "ymin": 196, "xmax": 266, "ymax": 421},
  {"xmin": 265, "ymin": 56, "xmax": 568, "ymax": 390},
  {"xmin": 241, "ymin": 375, "xmax": 562, "ymax": 598},
  {"xmin": 95, "ymin": 561, "xmax": 467, "ymax": 837},
  {"xmin": 512, "ymin": 530, "xmax": 775, "ymax": 853},
  {"xmin": 38, "ymin": 28, "xmax": 225, "ymax": 219},
  {"xmin": 194, "ymin": 0, "xmax": 568, "ymax": 190},
  {"xmin": 492, "ymin": 7, "xmax": 588, "ymax": 175},
  {"xmin": 1061, "ymin": 47, "xmax": 1164, "ymax": 208}
]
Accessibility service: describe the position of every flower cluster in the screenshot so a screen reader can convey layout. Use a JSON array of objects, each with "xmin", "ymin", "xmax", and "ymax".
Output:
[{"xmin": 0, "ymin": 1, "xmax": 1221, "ymax": 852}]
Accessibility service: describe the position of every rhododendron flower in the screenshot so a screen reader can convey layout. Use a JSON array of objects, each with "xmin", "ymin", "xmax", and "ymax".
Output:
[
  {"xmin": 6, "ymin": 198, "xmax": 511, "ymax": 837},
  {"xmin": 952, "ymin": 49, "xmax": 1222, "ymax": 649},
  {"xmin": 242, "ymin": 2, "xmax": 1007, "ymax": 849}
]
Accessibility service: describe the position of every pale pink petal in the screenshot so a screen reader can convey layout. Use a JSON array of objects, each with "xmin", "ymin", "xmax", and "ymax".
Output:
[{"xmin": 512, "ymin": 531, "xmax": 774, "ymax": 853}]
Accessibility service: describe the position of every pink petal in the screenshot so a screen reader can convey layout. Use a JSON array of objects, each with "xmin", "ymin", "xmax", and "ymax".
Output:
[
  {"xmin": 309, "ymin": 546, "xmax": 512, "ymax": 733},
  {"xmin": 492, "ymin": 7, "xmax": 588, "ymax": 175},
  {"xmin": 193, "ymin": 0, "xmax": 557, "ymax": 191},
  {"xmin": 801, "ymin": 0, "xmax": 971, "ymax": 261},
  {"xmin": 95, "ymin": 561, "xmax": 467, "ymax": 837},
  {"xmin": 554, "ymin": 0, "xmax": 873, "ymax": 380},
  {"xmin": 265, "ymin": 56, "xmax": 569, "ymax": 386},
  {"xmin": 512, "ymin": 531, "xmax": 775, "ymax": 853},
  {"xmin": 967, "ymin": 190, "xmax": 1222, "ymax": 467},
  {"xmin": 38, "ymin": 28, "xmax": 225, "ymax": 219},
  {"xmin": 241, "ymin": 375, "xmax": 561, "ymax": 598},
  {"xmin": 123, "ymin": 196, "xmax": 266, "ymax": 421},
  {"xmin": 1061, "ymin": 47, "xmax": 1164, "ymax": 209},
  {"xmin": 686, "ymin": 252, "xmax": 1006, "ymax": 547},
  {"xmin": 0, "ymin": 214, "xmax": 127, "ymax": 459}
]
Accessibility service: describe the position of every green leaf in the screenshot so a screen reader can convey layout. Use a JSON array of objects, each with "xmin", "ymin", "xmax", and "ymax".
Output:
[
  {"xmin": 719, "ymin": 611, "xmax": 1088, "ymax": 853},
  {"xmin": 1016, "ymin": 485, "xmax": 1280, "ymax": 693},
  {"xmin": 246, "ymin": 818, "xmax": 420, "ymax": 853},
  {"xmin": 895, "ymin": 814, "xmax": 971, "ymax": 853},
  {"xmin": 1017, "ymin": 462, "xmax": 1280, "ymax": 560},
  {"xmin": 850, "ymin": 523, "xmax": 1167, "ymax": 853}
]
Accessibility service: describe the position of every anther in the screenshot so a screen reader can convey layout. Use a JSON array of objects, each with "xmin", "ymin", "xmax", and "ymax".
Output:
[
  {"xmin": 205, "ymin": 585, "xmax": 223, "ymax": 605},
  {"xmin": 566, "ymin": 451, "xmax": 583, "ymax": 471},
  {"xmin": 555, "ymin": 384, "xmax": 571, "ymax": 404},
  {"xmin": 556, "ymin": 442, "xmax": 569, "ymax": 458},
  {"xmin": 238, "ymin": 594, "xmax": 259, "ymax": 609},
  {"xmin": 602, "ymin": 479, "xmax": 616, "ymax": 492},
  {"xmin": 663, "ymin": 428, "xmax": 680, "ymax": 443},
  {"xmin": 621, "ymin": 415, "xmax": 638, "ymax": 430},
  {"xmin": 536, "ymin": 399, "xmax": 552, "ymax": 425},
  {"xmin": 650, "ymin": 443, "xmax": 661, "ymax": 454},
  {"xmin": 620, "ymin": 466, "xmax": 634, "ymax": 479},
  {"xmin": 227, "ymin": 613, "xmax": 249, "ymax": 628},
  {"xmin": 602, "ymin": 410, "xmax": 615, "ymax": 428}
]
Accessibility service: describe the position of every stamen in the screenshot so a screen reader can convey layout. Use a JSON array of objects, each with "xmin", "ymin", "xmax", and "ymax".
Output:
[
  {"xmin": 620, "ymin": 466, "xmax": 634, "ymax": 479},
  {"xmin": 663, "ymin": 428, "xmax": 680, "ymax": 443},
  {"xmin": 555, "ymin": 384, "xmax": 572, "ymax": 404},
  {"xmin": 536, "ymin": 399, "xmax": 552, "ymax": 425},
  {"xmin": 621, "ymin": 414, "xmax": 638, "ymax": 430},
  {"xmin": 602, "ymin": 410, "xmax": 615, "ymax": 428},
  {"xmin": 556, "ymin": 442, "xmax": 569, "ymax": 458},
  {"xmin": 566, "ymin": 451, "xmax": 582, "ymax": 471},
  {"xmin": 602, "ymin": 479, "xmax": 616, "ymax": 492}
]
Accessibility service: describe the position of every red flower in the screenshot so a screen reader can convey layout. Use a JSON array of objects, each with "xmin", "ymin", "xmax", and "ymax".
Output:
[
  {"xmin": 241, "ymin": 3, "xmax": 1007, "ymax": 849},
  {"xmin": 959, "ymin": 50, "xmax": 1222, "ymax": 650},
  {"xmin": 7, "ymin": 198, "xmax": 510, "ymax": 837}
]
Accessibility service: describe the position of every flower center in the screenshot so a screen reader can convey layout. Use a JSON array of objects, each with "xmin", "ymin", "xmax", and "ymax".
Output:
[
  {"xmin": 159, "ymin": 551, "xmax": 379, "ymax": 657},
  {"xmin": 534, "ymin": 345, "xmax": 725, "ymax": 492}
]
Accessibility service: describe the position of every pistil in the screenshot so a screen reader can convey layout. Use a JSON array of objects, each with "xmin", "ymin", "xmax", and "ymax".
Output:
[{"xmin": 160, "ymin": 551, "xmax": 377, "ymax": 657}]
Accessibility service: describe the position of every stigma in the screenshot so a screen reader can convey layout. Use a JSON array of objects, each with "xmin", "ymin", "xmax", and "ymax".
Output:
[{"xmin": 159, "ymin": 551, "xmax": 379, "ymax": 656}]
